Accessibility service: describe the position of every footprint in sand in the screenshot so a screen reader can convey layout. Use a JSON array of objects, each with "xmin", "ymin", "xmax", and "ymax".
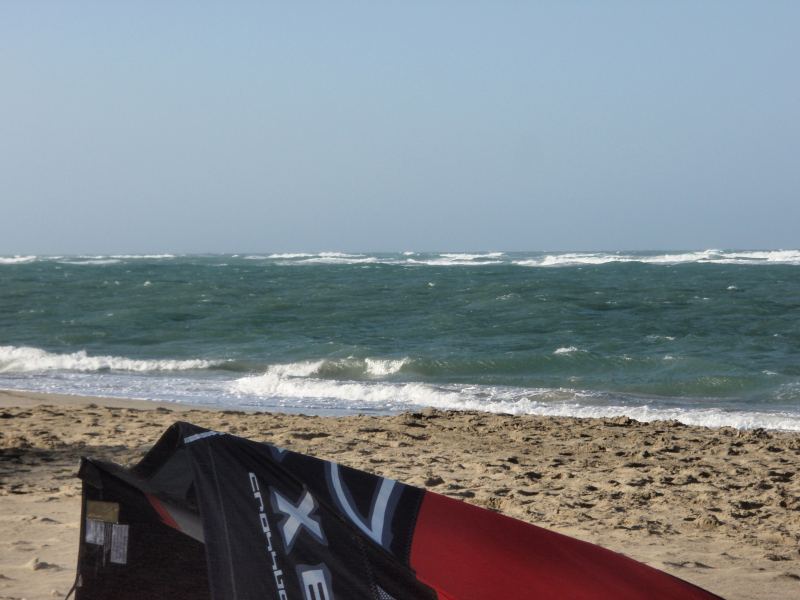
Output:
[
  {"xmin": 25, "ymin": 557, "xmax": 61, "ymax": 571},
  {"xmin": 663, "ymin": 560, "xmax": 713, "ymax": 569}
]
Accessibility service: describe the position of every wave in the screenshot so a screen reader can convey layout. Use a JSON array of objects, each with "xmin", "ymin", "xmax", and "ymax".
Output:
[
  {"xmin": 264, "ymin": 253, "xmax": 315, "ymax": 259},
  {"xmin": 439, "ymin": 252, "xmax": 505, "ymax": 260},
  {"xmin": 2, "ymin": 348, "xmax": 797, "ymax": 430},
  {"xmin": 317, "ymin": 252, "xmax": 365, "ymax": 258},
  {"xmin": 0, "ymin": 255, "xmax": 37, "ymax": 264},
  {"xmin": 248, "ymin": 249, "xmax": 800, "ymax": 267},
  {"xmin": 59, "ymin": 259, "xmax": 122, "ymax": 266},
  {"xmin": 233, "ymin": 357, "xmax": 408, "ymax": 383},
  {"xmin": 405, "ymin": 258, "xmax": 503, "ymax": 266},
  {"xmin": 298, "ymin": 256, "xmax": 380, "ymax": 265},
  {"xmin": 7, "ymin": 251, "xmax": 798, "ymax": 268},
  {"xmin": 1, "ymin": 255, "xmax": 177, "ymax": 266},
  {"xmin": 405, "ymin": 252, "xmax": 505, "ymax": 266},
  {"xmin": 553, "ymin": 346, "xmax": 582, "ymax": 355},
  {"xmin": 514, "ymin": 250, "xmax": 800, "ymax": 267},
  {"xmin": 230, "ymin": 365, "xmax": 800, "ymax": 430},
  {"xmin": 249, "ymin": 251, "xmax": 377, "ymax": 265},
  {"xmin": 0, "ymin": 346, "xmax": 222, "ymax": 373},
  {"xmin": 109, "ymin": 254, "xmax": 176, "ymax": 259}
]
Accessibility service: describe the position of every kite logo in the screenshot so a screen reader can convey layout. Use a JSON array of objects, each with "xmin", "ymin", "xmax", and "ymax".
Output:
[
  {"xmin": 297, "ymin": 564, "xmax": 335, "ymax": 600},
  {"xmin": 270, "ymin": 488, "xmax": 327, "ymax": 552},
  {"xmin": 326, "ymin": 462, "xmax": 402, "ymax": 550},
  {"xmin": 249, "ymin": 472, "xmax": 289, "ymax": 600}
]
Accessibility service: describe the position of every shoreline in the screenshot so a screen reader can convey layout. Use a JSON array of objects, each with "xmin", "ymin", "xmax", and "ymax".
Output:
[
  {"xmin": 4, "ymin": 384, "xmax": 800, "ymax": 433},
  {"xmin": 1, "ymin": 389, "xmax": 799, "ymax": 599}
]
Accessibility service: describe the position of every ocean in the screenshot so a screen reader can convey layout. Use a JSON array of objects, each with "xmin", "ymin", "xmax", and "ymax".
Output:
[{"xmin": 1, "ymin": 250, "xmax": 799, "ymax": 429}]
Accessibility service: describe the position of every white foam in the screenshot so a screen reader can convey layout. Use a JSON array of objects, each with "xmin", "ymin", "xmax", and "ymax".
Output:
[
  {"xmin": 553, "ymin": 346, "xmax": 580, "ymax": 355},
  {"xmin": 236, "ymin": 358, "xmax": 408, "ymax": 384},
  {"xmin": 720, "ymin": 250, "xmax": 800, "ymax": 263},
  {"xmin": 16, "ymin": 250, "xmax": 799, "ymax": 268},
  {"xmin": 0, "ymin": 255, "xmax": 37, "ymax": 264},
  {"xmin": 514, "ymin": 249, "xmax": 800, "ymax": 267},
  {"xmin": 318, "ymin": 252, "xmax": 365, "ymax": 258},
  {"xmin": 439, "ymin": 252, "xmax": 504, "ymax": 260},
  {"xmin": 265, "ymin": 253, "xmax": 315, "ymax": 259},
  {"xmin": 468, "ymin": 400, "xmax": 800, "ymax": 432},
  {"xmin": 0, "ymin": 346, "xmax": 221, "ymax": 373},
  {"xmin": 232, "ymin": 371, "xmax": 462, "ymax": 407},
  {"xmin": 405, "ymin": 258, "xmax": 502, "ymax": 266},
  {"xmin": 298, "ymin": 256, "xmax": 380, "ymax": 265},
  {"xmin": 110, "ymin": 254, "xmax": 176, "ymax": 259},
  {"xmin": 514, "ymin": 253, "xmax": 616, "ymax": 267},
  {"xmin": 59, "ymin": 259, "xmax": 122, "ymax": 265},
  {"xmin": 230, "ymin": 368, "xmax": 800, "ymax": 431},
  {"xmin": 364, "ymin": 357, "xmax": 407, "ymax": 377}
]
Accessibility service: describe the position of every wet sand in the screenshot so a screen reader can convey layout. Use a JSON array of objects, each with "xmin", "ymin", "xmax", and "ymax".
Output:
[{"xmin": 1, "ymin": 389, "xmax": 799, "ymax": 599}]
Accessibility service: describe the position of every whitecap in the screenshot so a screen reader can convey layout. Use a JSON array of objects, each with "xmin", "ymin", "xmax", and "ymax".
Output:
[
  {"xmin": 405, "ymin": 258, "xmax": 502, "ymax": 266},
  {"xmin": 439, "ymin": 252, "xmax": 504, "ymax": 260},
  {"xmin": 364, "ymin": 357, "xmax": 408, "ymax": 377},
  {"xmin": 0, "ymin": 345, "xmax": 222, "ymax": 373},
  {"xmin": 110, "ymin": 254, "xmax": 176, "ymax": 259},
  {"xmin": 298, "ymin": 256, "xmax": 380, "ymax": 265},
  {"xmin": 59, "ymin": 259, "xmax": 121, "ymax": 266},
  {"xmin": 318, "ymin": 252, "xmax": 365, "ymax": 258},
  {"xmin": 0, "ymin": 255, "xmax": 37, "ymax": 265},
  {"xmin": 553, "ymin": 346, "xmax": 580, "ymax": 355},
  {"xmin": 514, "ymin": 249, "xmax": 800, "ymax": 267},
  {"xmin": 265, "ymin": 253, "xmax": 315, "ymax": 259}
]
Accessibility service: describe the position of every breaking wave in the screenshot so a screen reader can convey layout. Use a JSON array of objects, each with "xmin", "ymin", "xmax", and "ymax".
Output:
[
  {"xmin": 0, "ymin": 255, "xmax": 37, "ymax": 264},
  {"xmin": 553, "ymin": 346, "xmax": 582, "ymax": 355},
  {"xmin": 230, "ymin": 364, "xmax": 800, "ymax": 431},
  {"xmin": 265, "ymin": 253, "xmax": 315, "ymax": 259},
  {"xmin": 58, "ymin": 259, "xmax": 122, "ymax": 266},
  {"xmin": 298, "ymin": 256, "xmax": 380, "ymax": 265},
  {"xmin": 514, "ymin": 249, "xmax": 800, "ymax": 267},
  {"xmin": 109, "ymin": 254, "xmax": 176, "ymax": 259},
  {"xmin": 0, "ymin": 346, "xmax": 222, "ymax": 373},
  {"xmin": 4, "ymin": 250, "xmax": 799, "ymax": 268}
]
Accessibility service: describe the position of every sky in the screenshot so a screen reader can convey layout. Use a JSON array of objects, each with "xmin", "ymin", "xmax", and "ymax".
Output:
[{"xmin": 1, "ymin": 1, "xmax": 798, "ymax": 254}]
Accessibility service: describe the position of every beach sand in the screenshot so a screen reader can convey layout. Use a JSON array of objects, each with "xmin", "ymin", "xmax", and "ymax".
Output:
[{"xmin": 1, "ymin": 390, "xmax": 799, "ymax": 599}]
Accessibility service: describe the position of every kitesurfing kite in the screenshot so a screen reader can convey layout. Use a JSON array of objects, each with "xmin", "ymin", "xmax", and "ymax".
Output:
[{"xmin": 71, "ymin": 422, "xmax": 722, "ymax": 599}]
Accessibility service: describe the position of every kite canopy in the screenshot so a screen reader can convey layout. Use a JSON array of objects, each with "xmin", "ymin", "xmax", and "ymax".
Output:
[{"xmin": 73, "ymin": 422, "xmax": 722, "ymax": 599}]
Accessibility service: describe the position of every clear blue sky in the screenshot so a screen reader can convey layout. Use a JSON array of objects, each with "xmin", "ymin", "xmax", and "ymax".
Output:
[{"xmin": 1, "ymin": 1, "xmax": 798, "ymax": 254}]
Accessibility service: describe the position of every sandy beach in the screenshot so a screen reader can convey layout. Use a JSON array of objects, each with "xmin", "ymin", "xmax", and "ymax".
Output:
[{"xmin": 1, "ymin": 389, "xmax": 798, "ymax": 599}]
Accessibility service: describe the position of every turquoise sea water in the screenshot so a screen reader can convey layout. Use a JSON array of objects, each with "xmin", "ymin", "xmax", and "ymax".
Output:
[{"xmin": 1, "ymin": 251, "xmax": 799, "ymax": 429}]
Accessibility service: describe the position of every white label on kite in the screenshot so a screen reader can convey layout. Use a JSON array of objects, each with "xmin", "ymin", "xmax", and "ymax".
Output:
[
  {"xmin": 85, "ymin": 518, "xmax": 106, "ymax": 545},
  {"xmin": 110, "ymin": 524, "xmax": 129, "ymax": 564}
]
